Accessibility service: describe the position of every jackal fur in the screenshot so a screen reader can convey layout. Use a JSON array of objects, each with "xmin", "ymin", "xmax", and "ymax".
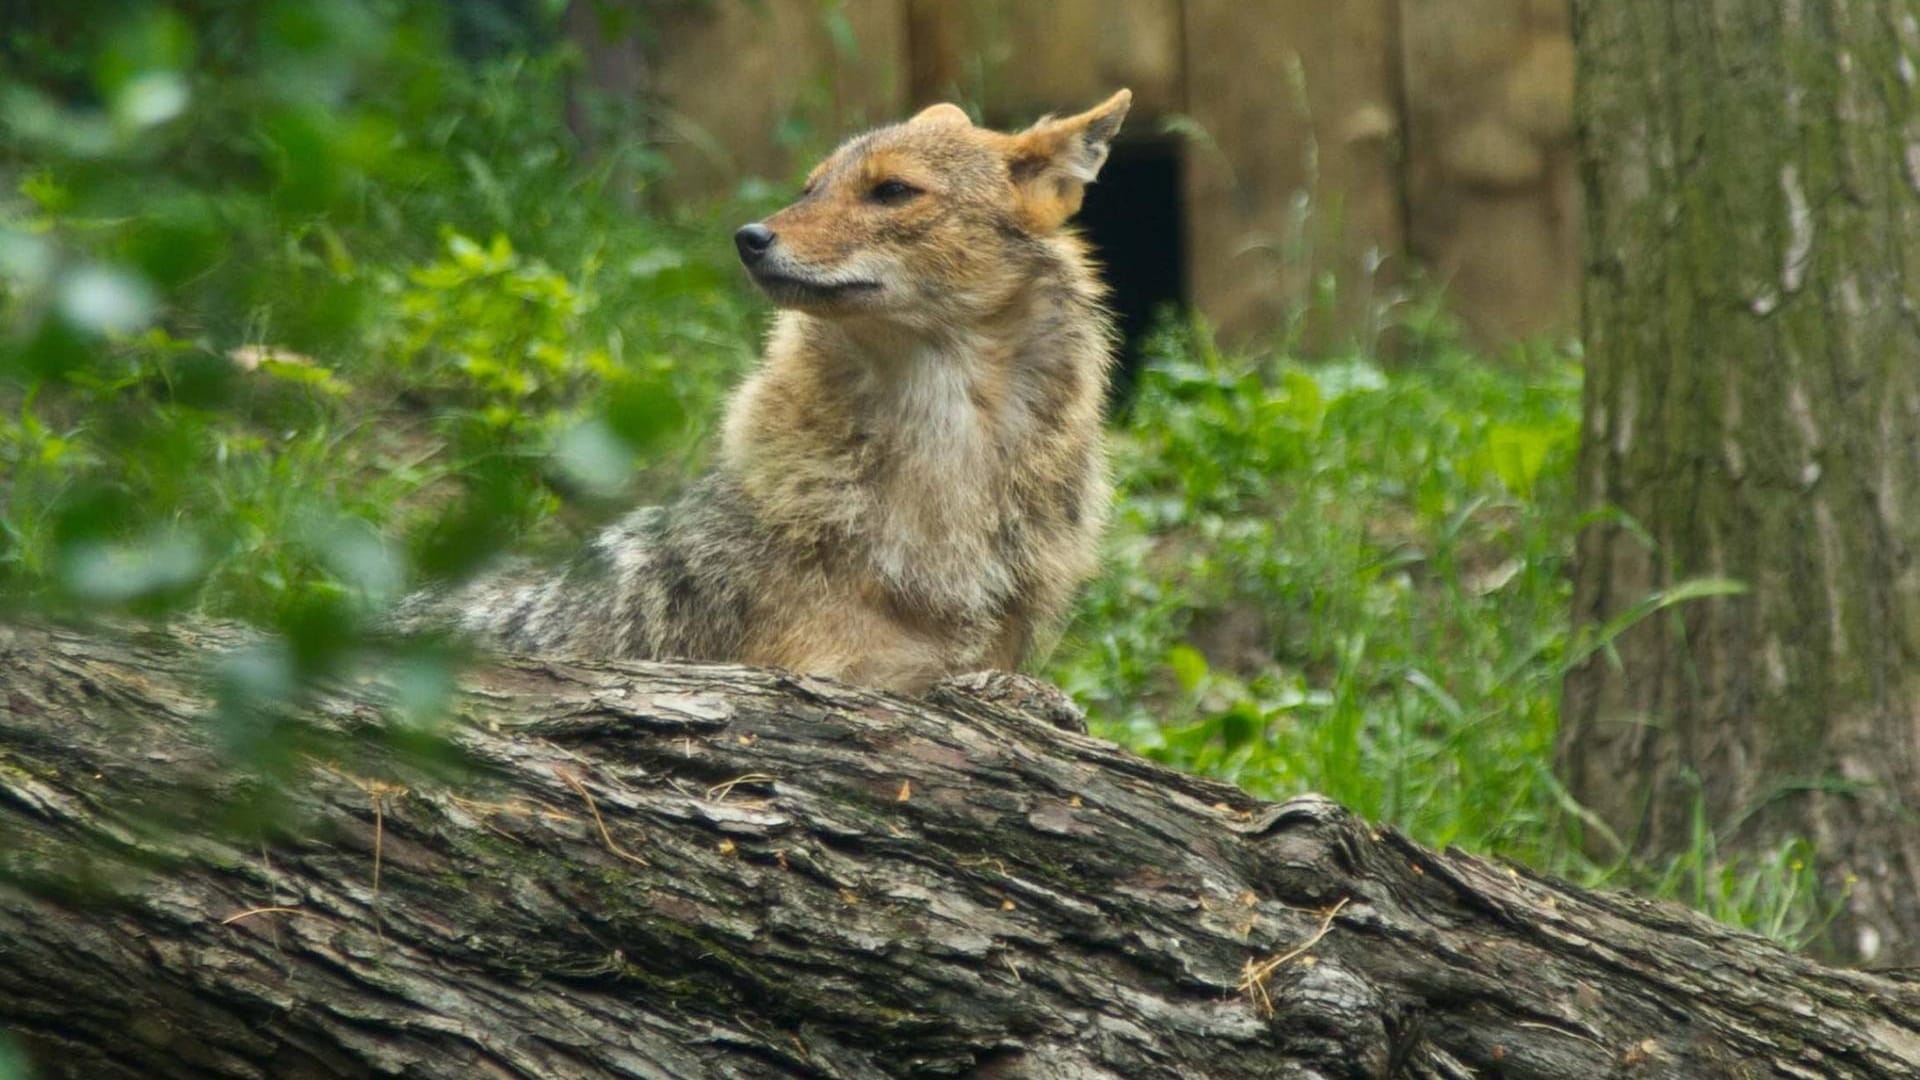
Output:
[{"xmin": 397, "ymin": 91, "xmax": 1132, "ymax": 694}]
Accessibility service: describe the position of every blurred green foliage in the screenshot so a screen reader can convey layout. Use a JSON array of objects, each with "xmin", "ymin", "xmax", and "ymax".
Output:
[
  {"xmin": 0, "ymin": 0, "xmax": 1836, "ymax": 959},
  {"xmin": 0, "ymin": 0, "xmax": 753, "ymax": 636}
]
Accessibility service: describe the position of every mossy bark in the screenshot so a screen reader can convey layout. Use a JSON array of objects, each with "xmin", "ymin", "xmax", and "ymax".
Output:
[
  {"xmin": 1564, "ymin": 0, "xmax": 1920, "ymax": 965},
  {"xmin": 4, "ymin": 621, "xmax": 1920, "ymax": 1078}
]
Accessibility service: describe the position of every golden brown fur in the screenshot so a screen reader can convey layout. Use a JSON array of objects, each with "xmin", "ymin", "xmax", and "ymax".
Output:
[{"xmin": 396, "ymin": 91, "xmax": 1132, "ymax": 694}]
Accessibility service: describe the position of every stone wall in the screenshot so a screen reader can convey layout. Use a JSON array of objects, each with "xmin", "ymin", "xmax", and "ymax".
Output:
[
  {"xmin": 620, "ymin": 0, "xmax": 1577, "ymax": 348},
  {"xmin": 638, "ymin": 0, "xmax": 907, "ymax": 200},
  {"xmin": 1398, "ymin": 0, "xmax": 1577, "ymax": 342},
  {"xmin": 1180, "ymin": 0, "xmax": 1406, "ymax": 348}
]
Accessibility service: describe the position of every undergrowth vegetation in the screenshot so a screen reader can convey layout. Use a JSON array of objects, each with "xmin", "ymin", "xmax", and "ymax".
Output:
[
  {"xmin": 1047, "ymin": 327, "xmax": 1831, "ymax": 945},
  {"xmin": 0, "ymin": 1, "xmax": 1835, "ymax": 964}
]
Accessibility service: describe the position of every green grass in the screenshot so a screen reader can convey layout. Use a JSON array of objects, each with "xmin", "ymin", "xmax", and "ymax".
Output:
[
  {"xmin": 1053, "ymin": 325, "xmax": 1582, "ymax": 861},
  {"xmin": 1046, "ymin": 318, "xmax": 1838, "ymax": 946},
  {"xmin": 0, "ymin": 5, "xmax": 1839, "ymax": 950}
]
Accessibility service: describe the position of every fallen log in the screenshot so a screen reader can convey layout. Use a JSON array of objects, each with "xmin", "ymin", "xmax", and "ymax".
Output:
[{"xmin": 0, "ymin": 621, "xmax": 1916, "ymax": 1079}]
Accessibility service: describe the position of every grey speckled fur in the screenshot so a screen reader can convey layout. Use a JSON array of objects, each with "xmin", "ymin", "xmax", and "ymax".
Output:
[{"xmin": 392, "ymin": 473, "xmax": 767, "ymax": 661}]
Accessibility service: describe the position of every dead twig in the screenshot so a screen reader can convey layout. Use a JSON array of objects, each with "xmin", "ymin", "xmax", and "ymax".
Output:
[
  {"xmin": 557, "ymin": 767, "xmax": 649, "ymax": 867},
  {"xmin": 705, "ymin": 772, "xmax": 777, "ymax": 802},
  {"xmin": 1239, "ymin": 897, "xmax": 1351, "ymax": 1016}
]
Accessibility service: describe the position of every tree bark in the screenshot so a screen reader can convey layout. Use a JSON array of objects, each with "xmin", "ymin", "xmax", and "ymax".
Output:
[
  {"xmin": 3, "ymin": 622, "xmax": 1919, "ymax": 1079},
  {"xmin": 1564, "ymin": 1, "xmax": 1920, "ymax": 966}
]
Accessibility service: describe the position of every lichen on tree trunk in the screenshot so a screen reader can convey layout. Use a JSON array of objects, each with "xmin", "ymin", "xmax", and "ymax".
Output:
[
  {"xmin": 1564, "ymin": 0, "xmax": 1920, "ymax": 965},
  {"xmin": 4, "ymin": 621, "xmax": 1920, "ymax": 1078}
]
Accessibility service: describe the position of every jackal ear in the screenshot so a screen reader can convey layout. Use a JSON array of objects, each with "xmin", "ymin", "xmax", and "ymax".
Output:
[
  {"xmin": 1005, "ymin": 89, "xmax": 1132, "ymax": 233},
  {"xmin": 912, "ymin": 102, "xmax": 972, "ymax": 127}
]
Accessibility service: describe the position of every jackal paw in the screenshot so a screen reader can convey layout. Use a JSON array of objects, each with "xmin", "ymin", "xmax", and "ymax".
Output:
[{"xmin": 926, "ymin": 670, "xmax": 1088, "ymax": 734}]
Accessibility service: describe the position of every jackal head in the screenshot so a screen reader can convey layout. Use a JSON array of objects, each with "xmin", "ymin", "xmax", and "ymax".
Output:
[{"xmin": 734, "ymin": 90, "xmax": 1132, "ymax": 326}]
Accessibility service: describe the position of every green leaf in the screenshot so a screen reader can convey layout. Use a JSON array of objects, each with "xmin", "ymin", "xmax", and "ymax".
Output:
[
  {"xmin": 1166, "ymin": 643, "xmax": 1209, "ymax": 692},
  {"xmin": 552, "ymin": 417, "xmax": 635, "ymax": 494},
  {"xmin": 259, "ymin": 358, "xmax": 347, "ymax": 395},
  {"xmin": 604, "ymin": 376, "xmax": 687, "ymax": 453},
  {"xmin": 0, "ymin": 1032, "xmax": 33, "ymax": 1080},
  {"xmin": 1486, "ymin": 423, "xmax": 1557, "ymax": 497}
]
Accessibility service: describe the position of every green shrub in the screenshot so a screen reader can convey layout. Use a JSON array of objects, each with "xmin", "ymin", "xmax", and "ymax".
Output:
[{"xmin": 1051, "ymin": 321, "xmax": 1584, "ymax": 859}]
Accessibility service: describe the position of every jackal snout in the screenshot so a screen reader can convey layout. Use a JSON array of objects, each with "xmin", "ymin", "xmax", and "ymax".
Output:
[
  {"xmin": 732, "ymin": 210, "xmax": 888, "ymax": 313},
  {"xmin": 733, "ymin": 222, "xmax": 775, "ymax": 266}
]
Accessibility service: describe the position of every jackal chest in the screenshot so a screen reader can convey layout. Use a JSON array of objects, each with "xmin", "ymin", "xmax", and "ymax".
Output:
[{"xmin": 857, "ymin": 433, "xmax": 1016, "ymax": 617}]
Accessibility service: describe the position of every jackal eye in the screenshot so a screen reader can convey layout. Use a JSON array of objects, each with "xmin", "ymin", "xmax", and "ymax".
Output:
[{"xmin": 867, "ymin": 179, "xmax": 922, "ymax": 206}]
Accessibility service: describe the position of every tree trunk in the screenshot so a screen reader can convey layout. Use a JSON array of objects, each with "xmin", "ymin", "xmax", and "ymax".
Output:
[
  {"xmin": 3, "ymin": 623, "xmax": 1919, "ymax": 1079},
  {"xmin": 1563, "ymin": 1, "xmax": 1920, "ymax": 966}
]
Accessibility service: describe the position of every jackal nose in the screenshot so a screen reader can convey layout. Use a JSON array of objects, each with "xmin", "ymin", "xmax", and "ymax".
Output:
[{"xmin": 734, "ymin": 223, "xmax": 775, "ymax": 265}]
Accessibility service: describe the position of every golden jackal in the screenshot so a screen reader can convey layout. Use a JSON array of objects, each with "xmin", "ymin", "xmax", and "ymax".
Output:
[{"xmin": 399, "ymin": 90, "xmax": 1132, "ymax": 694}]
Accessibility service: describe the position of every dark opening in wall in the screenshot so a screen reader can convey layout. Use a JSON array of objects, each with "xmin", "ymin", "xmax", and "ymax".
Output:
[{"xmin": 1076, "ymin": 134, "xmax": 1188, "ymax": 402}]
